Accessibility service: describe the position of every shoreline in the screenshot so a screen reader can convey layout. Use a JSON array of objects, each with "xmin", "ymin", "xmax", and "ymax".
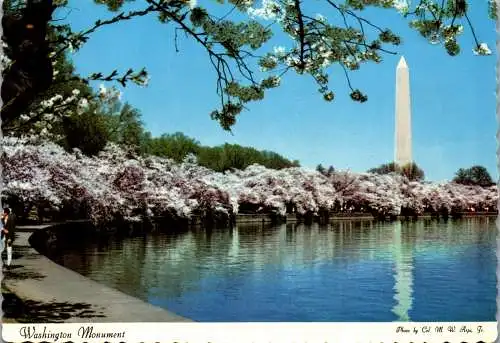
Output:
[
  {"xmin": 193, "ymin": 212, "xmax": 498, "ymax": 225},
  {"xmin": 130, "ymin": 211, "xmax": 499, "ymax": 225},
  {"xmin": 2, "ymin": 223, "xmax": 192, "ymax": 323},
  {"xmin": 3, "ymin": 213, "xmax": 496, "ymax": 323},
  {"xmin": 22, "ymin": 212, "xmax": 497, "ymax": 231}
]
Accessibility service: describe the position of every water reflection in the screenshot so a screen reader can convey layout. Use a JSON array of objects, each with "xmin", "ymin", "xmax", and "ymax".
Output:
[
  {"xmin": 391, "ymin": 221, "xmax": 414, "ymax": 321},
  {"xmin": 53, "ymin": 217, "xmax": 497, "ymax": 322}
]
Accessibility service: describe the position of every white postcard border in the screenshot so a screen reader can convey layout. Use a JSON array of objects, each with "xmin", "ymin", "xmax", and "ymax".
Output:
[
  {"xmin": 0, "ymin": 1, "xmax": 498, "ymax": 343},
  {"xmin": 0, "ymin": 322, "xmax": 497, "ymax": 343}
]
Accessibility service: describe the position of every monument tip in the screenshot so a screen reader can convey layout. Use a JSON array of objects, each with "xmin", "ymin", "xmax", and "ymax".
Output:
[{"xmin": 397, "ymin": 56, "xmax": 408, "ymax": 69}]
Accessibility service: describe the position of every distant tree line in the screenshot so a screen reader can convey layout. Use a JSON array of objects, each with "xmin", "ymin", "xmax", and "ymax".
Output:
[
  {"xmin": 316, "ymin": 164, "xmax": 335, "ymax": 177},
  {"xmin": 363, "ymin": 162, "xmax": 495, "ymax": 187},
  {"xmin": 367, "ymin": 162, "xmax": 425, "ymax": 181},
  {"xmin": 452, "ymin": 165, "xmax": 495, "ymax": 187},
  {"xmin": 54, "ymin": 97, "xmax": 300, "ymax": 172},
  {"xmin": 141, "ymin": 132, "xmax": 300, "ymax": 172}
]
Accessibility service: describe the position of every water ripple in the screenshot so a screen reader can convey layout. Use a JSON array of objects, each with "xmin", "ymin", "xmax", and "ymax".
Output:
[{"xmin": 52, "ymin": 218, "xmax": 496, "ymax": 322}]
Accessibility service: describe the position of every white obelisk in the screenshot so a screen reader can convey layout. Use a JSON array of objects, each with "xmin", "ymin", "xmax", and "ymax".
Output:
[{"xmin": 394, "ymin": 56, "xmax": 412, "ymax": 166}]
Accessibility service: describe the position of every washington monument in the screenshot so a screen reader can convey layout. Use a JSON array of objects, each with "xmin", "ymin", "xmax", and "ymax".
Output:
[{"xmin": 394, "ymin": 56, "xmax": 412, "ymax": 166}]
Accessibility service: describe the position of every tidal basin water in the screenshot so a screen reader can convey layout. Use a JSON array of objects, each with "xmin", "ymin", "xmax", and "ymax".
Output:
[{"xmin": 52, "ymin": 217, "xmax": 496, "ymax": 322}]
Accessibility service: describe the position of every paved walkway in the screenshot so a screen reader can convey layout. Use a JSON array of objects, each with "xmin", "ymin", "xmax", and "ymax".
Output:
[{"xmin": 2, "ymin": 224, "xmax": 192, "ymax": 323}]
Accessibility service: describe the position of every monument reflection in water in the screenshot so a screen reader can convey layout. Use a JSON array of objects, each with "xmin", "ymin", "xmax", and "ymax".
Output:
[
  {"xmin": 53, "ymin": 217, "xmax": 497, "ymax": 322},
  {"xmin": 391, "ymin": 221, "xmax": 413, "ymax": 321}
]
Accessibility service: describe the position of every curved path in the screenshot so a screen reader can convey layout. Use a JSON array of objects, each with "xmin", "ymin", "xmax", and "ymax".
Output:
[{"xmin": 2, "ymin": 224, "xmax": 192, "ymax": 323}]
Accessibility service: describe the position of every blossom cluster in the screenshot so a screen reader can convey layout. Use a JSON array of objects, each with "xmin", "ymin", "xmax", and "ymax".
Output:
[
  {"xmin": 13, "ymin": 82, "xmax": 124, "ymax": 141},
  {"xmin": 249, "ymin": 0, "xmax": 492, "ymax": 88},
  {"xmin": 18, "ymin": 91, "xmax": 85, "ymax": 139},
  {"xmin": 2, "ymin": 138, "xmax": 497, "ymax": 225},
  {"xmin": 1, "ymin": 41, "xmax": 12, "ymax": 72}
]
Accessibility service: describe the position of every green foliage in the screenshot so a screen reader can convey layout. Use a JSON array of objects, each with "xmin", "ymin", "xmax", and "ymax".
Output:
[
  {"xmin": 48, "ymin": 0, "xmax": 491, "ymax": 132},
  {"xmin": 141, "ymin": 134, "xmax": 299, "ymax": 172},
  {"xmin": 4, "ymin": 0, "xmax": 493, "ymax": 173},
  {"xmin": 3, "ymin": 11, "xmax": 299, "ymax": 170},
  {"xmin": 142, "ymin": 132, "xmax": 201, "ymax": 162},
  {"xmin": 197, "ymin": 144, "xmax": 299, "ymax": 172},
  {"xmin": 488, "ymin": 0, "xmax": 498, "ymax": 20},
  {"xmin": 453, "ymin": 166, "xmax": 494, "ymax": 187},
  {"xmin": 4, "ymin": 0, "xmax": 492, "ymax": 132},
  {"xmin": 93, "ymin": 0, "xmax": 134, "ymax": 12},
  {"xmin": 316, "ymin": 164, "xmax": 326, "ymax": 174},
  {"xmin": 3, "ymin": 0, "xmax": 31, "ymax": 14},
  {"xmin": 62, "ymin": 103, "xmax": 300, "ymax": 170},
  {"xmin": 316, "ymin": 164, "xmax": 335, "ymax": 176},
  {"xmin": 400, "ymin": 163, "xmax": 425, "ymax": 182},
  {"xmin": 103, "ymin": 102, "xmax": 145, "ymax": 151},
  {"xmin": 368, "ymin": 162, "xmax": 425, "ymax": 181},
  {"xmin": 61, "ymin": 105, "xmax": 110, "ymax": 156},
  {"xmin": 3, "ymin": 22, "xmax": 94, "ymax": 136},
  {"xmin": 368, "ymin": 162, "xmax": 399, "ymax": 175}
]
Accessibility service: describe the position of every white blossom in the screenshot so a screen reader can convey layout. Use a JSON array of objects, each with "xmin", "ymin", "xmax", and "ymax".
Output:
[
  {"xmin": 137, "ymin": 75, "xmax": 150, "ymax": 87},
  {"xmin": 473, "ymin": 43, "xmax": 492, "ymax": 56},
  {"xmin": 99, "ymin": 84, "xmax": 122, "ymax": 101},
  {"xmin": 19, "ymin": 114, "xmax": 30, "ymax": 122},
  {"xmin": 1, "ymin": 137, "xmax": 496, "ymax": 226},
  {"xmin": 393, "ymin": 0, "xmax": 410, "ymax": 14},
  {"xmin": 315, "ymin": 14, "xmax": 326, "ymax": 23},
  {"xmin": 247, "ymin": 0, "xmax": 285, "ymax": 21},
  {"xmin": 273, "ymin": 46, "xmax": 287, "ymax": 57}
]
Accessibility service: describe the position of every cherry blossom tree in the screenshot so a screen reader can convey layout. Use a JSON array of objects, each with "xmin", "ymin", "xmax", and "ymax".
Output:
[
  {"xmin": 80, "ymin": 0, "xmax": 493, "ymax": 130},
  {"xmin": 2, "ymin": 137, "xmax": 496, "ymax": 226},
  {"xmin": 0, "ymin": 0, "xmax": 496, "ymax": 225},
  {"xmin": 1, "ymin": 0, "xmax": 494, "ymax": 131}
]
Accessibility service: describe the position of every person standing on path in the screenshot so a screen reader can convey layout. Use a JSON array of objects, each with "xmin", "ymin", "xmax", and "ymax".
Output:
[
  {"xmin": 2, "ymin": 208, "xmax": 16, "ymax": 267},
  {"xmin": 0, "ymin": 215, "xmax": 5, "ymax": 255}
]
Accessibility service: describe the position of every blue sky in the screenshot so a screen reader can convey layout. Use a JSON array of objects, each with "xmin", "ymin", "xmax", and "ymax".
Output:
[{"xmin": 62, "ymin": 1, "xmax": 496, "ymax": 181}]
